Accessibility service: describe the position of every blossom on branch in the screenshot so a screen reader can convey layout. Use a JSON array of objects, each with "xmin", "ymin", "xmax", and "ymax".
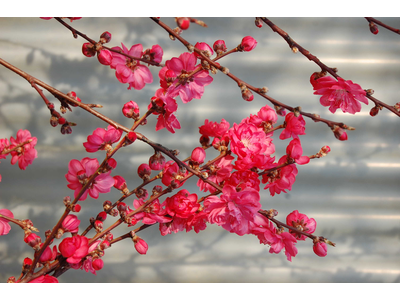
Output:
[
  {"xmin": 83, "ymin": 125, "xmax": 123, "ymax": 153},
  {"xmin": 9, "ymin": 129, "xmax": 37, "ymax": 170},
  {"xmin": 279, "ymin": 112, "xmax": 306, "ymax": 140},
  {"xmin": 0, "ymin": 208, "xmax": 14, "ymax": 236},
  {"xmin": 286, "ymin": 210, "xmax": 316, "ymax": 241},
  {"xmin": 310, "ymin": 74, "xmax": 368, "ymax": 114},
  {"xmin": 59, "ymin": 235, "xmax": 89, "ymax": 264}
]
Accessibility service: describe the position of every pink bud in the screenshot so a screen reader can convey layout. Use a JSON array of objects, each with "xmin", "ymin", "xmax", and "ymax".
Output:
[
  {"xmin": 24, "ymin": 233, "xmax": 41, "ymax": 249},
  {"xmin": 369, "ymin": 22, "xmax": 379, "ymax": 35},
  {"xmin": 67, "ymin": 91, "xmax": 82, "ymax": 107},
  {"xmin": 137, "ymin": 163, "xmax": 151, "ymax": 180},
  {"xmin": 94, "ymin": 220, "xmax": 103, "ymax": 231},
  {"xmin": 194, "ymin": 42, "xmax": 214, "ymax": 58},
  {"xmin": 72, "ymin": 204, "xmax": 81, "ymax": 212},
  {"xmin": 149, "ymin": 152, "xmax": 166, "ymax": 170},
  {"xmin": 61, "ymin": 215, "xmax": 80, "ymax": 233},
  {"xmin": 124, "ymin": 131, "xmax": 137, "ymax": 146},
  {"xmin": 106, "ymin": 158, "xmax": 117, "ymax": 170},
  {"xmin": 122, "ymin": 101, "xmax": 140, "ymax": 119},
  {"xmin": 96, "ymin": 211, "xmax": 107, "ymax": 221},
  {"xmin": 58, "ymin": 117, "xmax": 66, "ymax": 125},
  {"xmin": 100, "ymin": 31, "xmax": 112, "ymax": 43},
  {"xmin": 92, "ymin": 258, "xmax": 104, "ymax": 270},
  {"xmin": 321, "ymin": 145, "xmax": 331, "ymax": 155},
  {"xmin": 313, "ymin": 241, "xmax": 328, "ymax": 257},
  {"xmin": 50, "ymin": 116, "xmax": 58, "ymax": 127},
  {"xmin": 332, "ymin": 126, "xmax": 348, "ymax": 141},
  {"xmin": 176, "ymin": 17, "xmax": 190, "ymax": 30},
  {"xmin": 97, "ymin": 49, "xmax": 113, "ymax": 65},
  {"xmin": 241, "ymin": 88, "xmax": 254, "ymax": 101},
  {"xmin": 23, "ymin": 257, "xmax": 33, "ymax": 268},
  {"xmin": 255, "ymin": 18, "xmax": 263, "ymax": 28},
  {"xmin": 213, "ymin": 40, "xmax": 227, "ymax": 54},
  {"xmin": 191, "ymin": 147, "xmax": 206, "ymax": 164},
  {"xmin": 240, "ymin": 36, "xmax": 257, "ymax": 52},
  {"xmin": 113, "ymin": 175, "xmax": 128, "ymax": 193},
  {"xmin": 134, "ymin": 237, "xmax": 148, "ymax": 255},
  {"xmin": 82, "ymin": 42, "xmax": 96, "ymax": 57}
]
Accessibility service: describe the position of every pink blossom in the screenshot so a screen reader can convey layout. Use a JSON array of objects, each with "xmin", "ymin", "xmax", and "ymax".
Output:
[
  {"xmin": 9, "ymin": 129, "xmax": 37, "ymax": 170},
  {"xmin": 286, "ymin": 210, "xmax": 316, "ymax": 241},
  {"xmin": 28, "ymin": 275, "xmax": 59, "ymax": 283},
  {"xmin": 0, "ymin": 138, "xmax": 9, "ymax": 159},
  {"xmin": 0, "ymin": 209, "xmax": 14, "ymax": 236},
  {"xmin": 229, "ymin": 122, "xmax": 275, "ymax": 170},
  {"xmin": 165, "ymin": 189, "xmax": 200, "ymax": 219},
  {"xmin": 97, "ymin": 49, "xmax": 113, "ymax": 65},
  {"xmin": 39, "ymin": 245, "xmax": 57, "ymax": 263},
  {"xmin": 311, "ymin": 75, "xmax": 368, "ymax": 114},
  {"xmin": 161, "ymin": 161, "xmax": 188, "ymax": 187},
  {"xmin": 134, "ymin": 237, "xmax": 148, "ymax": 255},
  {"xmin": 225, "ymin": 170, "xmax": 261, "ymax": 192},
  {"xmin": 252, "ymin": 214, "xmax": 298, "ymax": 261},
  {"xmin": 61, "ymin": 214, "xmax": 80, "ymax": 234},
  {"xmin": 150, "ymin": 88, "xmax": 181, "ymax": 134},
  {"xmin": 122, "ymin": 100, "xmax": 140, "ymax": 119},
  {"xmin": 286, "ymin": 138, "xmax": 310, "ymax": 165},
  {"xmin": 59, "ymin": 235, "xmax": 89, "ymax": 264},
  {"xmin": 279, "ymin": 112, "xmax": 306, "ymax": 140},
  {"xmin": 204, "ymin": 185, "xmax": 261, "ymax": 236},
  {"xmin": 313, "ymin": 241, "xmax": 328, "ymax": 257},
  {"xmin": 262, "ymin": 155, "xmax": 298, "ymax": 196},
  {"xmin": 83, "ymin": 125, "xmax": 123, "ymax": 153},
  {"xmin": 194, "ymin": 42, "xmax": 214, "ymax": 58},
  {"xmin": 133, "ymin": 198, "xmax": 171, "ymax": 225},
  {"xmin": 149, "ymin": 45, "xmax": 163, "ymax": 63},
  {"xmin": 65, "ymin": 157, "xmax": 115, "ymax": 201},
  {"xmin": 197, "ymin": 155, "xmax": 234, "ymax": 193},
  {"xmin": 165, "ymin": 52, "xmax": 213, "ymax": 103},
  {"xmin": 240, "ymin": 36, "xmax": 257, "ymax": 52},
  {"xmin": 185, "ymin": 210, "xmax": 208, "ymax": 233},
  {"xmin": 247, "ymin": 105, "xmax": 278, "ymax": 137},
  {"xmin": 191, "ymin": 147, "xmax": 206, "ymax": 164},
  {"xmin": 199, "ymin": 119, "xmax": 230, "ymax": 137},
  {"xmin": 110, "ymin": 43, "xmax": 153, "ymax": 90},
  {"xmin": 159, "ymin": 218, "xmax": 187, "ymax": 236}
]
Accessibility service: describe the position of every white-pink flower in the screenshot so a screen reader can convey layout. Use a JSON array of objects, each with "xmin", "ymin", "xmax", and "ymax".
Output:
[
  {"xmin": 65, "ymin": 157, "xmax": 114, "ymax": 201},
  {"xmin": 110, "ymin": 43, "xmax": 153, "ymax": 90}
]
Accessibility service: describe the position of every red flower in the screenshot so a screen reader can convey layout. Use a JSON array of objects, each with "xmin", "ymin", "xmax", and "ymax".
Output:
[
  {"xmin": 199, "ymin": 119, "xmax": 230, "ymax": 138},
  {"xmin": 165, "ymin": 189, "xmax": 200, "ymax": 219},
  {"xmin": 279, "ymin": 112, "xmax": 306, "ymax": 140},
  {"xmin": 286, "ymin": 138, "xmax": 310, "ymax": 165},
  {"xmin": 9, "ymin": 129, "xmax": 37, "ymax": 170},
  {"xmin": 286, "ymin": 210, "xmax": 316, "ymax": 241},
  {"xmin": 59, "ymin": 235, "xmax": 89, "ymax": 264},
  {"xmin": 311, "ymin": 74, "xmax": 368, "ymax": 114},
  {"xmin": 28, "ymin": 275, "xmax": 59, "ymax": 283}
]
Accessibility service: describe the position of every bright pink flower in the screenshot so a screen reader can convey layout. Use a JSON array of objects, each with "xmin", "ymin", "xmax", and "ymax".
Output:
[
  {"xmin": 286, "ymin": 210, "xmax": 316, "ymax": 241},
  {"xmin": 204, "ymin": 185, "xmax": 261, "ymax": 236},
  {"xmin": 199, "ymin": 119, "xmax": 230, "ymax": 137},
  {"xmin": 252, "ymin": 214, "xmax": 298, "ymax": 261},
  {"xmin": 39, "ymin": 245, "xmax": 57, "ymax": 263},
  {"xmin": 161, "ymin": 161, "xmax": 188, "ymax": 187},
  {"xmin": 185, "ymin": 210, "xmax": 208, "ymax": 233},
  {"xmin": 247, "ymin": 105, "xmax": 278, "ymax": 137},
  {"xmin": 286, "ymin": 138, "xmax": 310, "ymax": 165},
  {"xmin": 0, "ymin": 209, "xmax": 14, "ymax": 236},
  {"xmin": 0, "ymin": 138, "xmax": 9, "ymax": 159},
  {"xmin": 149, "ymin": 45, "xmax": 163, "ymax": 63},
  {"xmin": 165, "ymin": 52, "xmax": 213, "ymax": 103},
  {"xmin": 59, "ymin": 235, "xmax": 89, "ymax": 264},
  {"xmin": 134, "ymin": 237, "xmax": 148, "ymax": 255},
  {"xmin": 279, "ymin": 112, "xmax": 306, "ymax": 140},
  {"xmin": 197, "ymin": 155, "xmax": 234, "ymax": 193},
  {"xmin": 9, "ymin": 129, "xmax": 37, "ymax": 170},
  {"xmin": 311, "ymin": 75, "xmax": 368, "ymax": 114},
  {"xmin": 61, "ymin": 214, "xmax": 80, "ymax": 234},
  {"xmin": 240, "ymin": 36, "xmax": 257, "ymax": 52},
  {"xmin": 65, "ymin": 157, "xmax": 114, "ymax": 201},
  {"xmin": 122, "ymin": 100, "xmax": 140, "ymax": 119},
  {"xmin": 262, "ymin": 155, "xmax": 298, "ymax": 196},
  {"xmin": 225, "ymin": 170, "xmax": 261, "ymax": 192},
  {"xmin": 110, "ymin": 43, "xmax": 153, "ymax": 90},
  {"xmin": 150, "ymin": 88, "xmax": 181, "ymax": 134},
  {"xmin": 194, "ymin": 42, "xmax": 214, "ymax": 58},
  {"xmin": 133, "ymin": 198, "xmax": 171, "ymax": 225},
  {"xmin": 191, "ymin": 147, "xmax": 206, "ymax": 164},
  {"xmin": 83, "ymin": 125, "xmax": 123, "ymax": 153},
  {"xmin": 159, "ymin": 217, "xmax": 186, "ymax": 236},
  {"xmin": 165, "ymin": 189, "xmax": 200, "ymax": 219},
  {"xmin": 97, "ymin": 49, "xmax": 113, "ymax": 65},
  {"xmin": 229, "ymin": 122, "xmax": 275, "ymax": 170},
  {"xmin": 28, "ymin": 275, "xmax": 59, "ymax": 283},
  {"xmin": 313, "ymin": 241, "xmax": 328, "ymax": 257}
]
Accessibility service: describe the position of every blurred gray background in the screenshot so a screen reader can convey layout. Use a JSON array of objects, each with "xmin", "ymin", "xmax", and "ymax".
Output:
[{"xmin": 0, "ymin": 17, "xmax": 399, "ymax": 283}]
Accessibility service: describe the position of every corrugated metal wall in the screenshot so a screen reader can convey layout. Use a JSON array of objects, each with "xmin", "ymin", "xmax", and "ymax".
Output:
[{"xmin": 0, "ymin": 17, "xmax": 399, "ymax": 283}]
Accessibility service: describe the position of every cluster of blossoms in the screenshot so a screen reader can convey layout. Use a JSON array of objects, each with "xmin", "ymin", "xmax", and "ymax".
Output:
[{"xmin": 0, "ymin": 129, "xmax": 37, "ymax": 182}]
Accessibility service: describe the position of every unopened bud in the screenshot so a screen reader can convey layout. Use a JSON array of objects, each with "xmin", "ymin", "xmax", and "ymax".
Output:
[
  {"xmin": 137, "ymin": 163, "xmax": 151, "ymax": 180},
  {"xmin": 365, "ymin": 89, "xmax": 374, "ymax": 96},
  {"xmin": 255, "ymin": 17, "xmax": 263, "ymax": 28},
  {"xmin": 291, "ymin": 46, "xmax": 299, "ymax": 53},
  {"xmin": 369, "ymin": 22, "xmax": 379, "ymax": 35},
  {"xmin": 332, "ymin": 126, "xmax": 348, "ymax": 141},
  {"xmin": 103, "ymin": 200, "xmax": 112, "ymax": 211},
  {"xmin": 259, "ymin": 87, "xmax": 269, "ymax": 94},
  {"xmin": 94, "ymin": 220, "xmax": 103, "ymax": 232},
  {"xmin": 274, "ymin": 105, "xmax": 286, "ymax": 116},
  {"xmin": 63, "ymin": 196, "xmax": 71, "ymax": 206},
  {"xmin": 241, "ymin": 87, "xmax": 254, "ymax": 102},
  {"xmin": 199, "ymin": 135, "xmax": 210, "ymax": 147},
  {"xmin": 293, "ymin": 106, "xmax": 302, "ymax": 117},
  {"xmin": 221, "ymin": 67, "xmax": 229, "ymax": 74},
  {"xmin": 370, "ymin": 106, "xmax": 380, "ymax": 116},
  {"xmin": 100, "ymin": 31, "xmax": 112, "ymax": 43},
  {"xmin": 176, "ymin": 17, "xmax": 190, "ymax": 30},
  {"xmin": 50, "ymin": 116, "xmax": 58, "ymax": 127},
  {"xmin": 61, "ymin": 123, "xmax": 72, "ymax": 135},
  {"xmin": 152, "ymin": 185, "xmax": 163, "ymax": 196},
  {"xmin": 149, "ymin": 152, "xmax": 166, "ymax": 171},
  {"xmin": 97, "ymin": 211, "xmax": 107, "ymax": 222},
  {"xmin": 82, "ymin": 43, "xmax": 96, "ymax": 57}
]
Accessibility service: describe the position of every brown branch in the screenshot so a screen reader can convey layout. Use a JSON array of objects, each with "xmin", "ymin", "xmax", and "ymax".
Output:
[{"xmin": 365, "ymin": 17, "xmax": 400, "ymax": 35}]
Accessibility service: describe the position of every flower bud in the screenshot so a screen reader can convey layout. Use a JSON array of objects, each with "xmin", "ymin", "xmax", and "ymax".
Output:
[
  {"xmin": 92, "ymin": 258, "xmax": 104, "ymax": 270},
  {"xmin": 97, "ymin": 49, "xmax": 113, "ymax": 65},
  {"xmin": 137, "ymin": 163, "xmax": 151, "ymax": 180},
  {"xmin": 313, "ymin": 241, "xmax": 328, "ymax": 257},
  {"xmin": 149, "ymin": 152, "xmax": 166, "ymax": 170},
  {"xmin": 122, "ymin": 101, "xmax": 140, "ymax": 119},
  {"xmin": 240, "ymin": 36, "xmax": 257, "ymax": 52},
  {"xmin": 104, "ymin": 158, "xmax": 117, "ymax": 171},
  {"xmin": 50, "ymin": 116, "xmax": 58, "ymax": 127},
  {"xmin": 191, "ymin": 147, "xmax": 206, "ymax": 164},
  {"xmin": 24, "ymin": 233, "xmax": 41, "ymax": 250},
  {"xmin": 103, "ymin": 200, "xmax": 113, "ymax": 211},
  {"xmin": 176, "ymin": 17, "xmax": 190, "ymax": 30},
  {"xmin": 67, "ymin": 91, "xmax": 82, "ymax": 107},
  {"xmin": 152, "ymin": 185, "xmax": 163, "ymax": 195},
  {"xmin": 22, "ymin": 257, "xmax": 33, "ymax": 273},
  {"xmin": 274, "ymin": 105, "xmax": 286, "ymax": 116},
  {"xmin": 94, "ymin": 220, "xmax": 103, "ymax": 232},
  {"xmin": 82, "ymin": 42, "xmax": 96, "ymax": 57},
  {"xmin": 100, "ymin": 31, "xmax": 112, "ymax": 43},
  {"xmin": 72, "ymin": 204, "xmax": 81, "ymax": 212},
  {"xmin": 58, "ymin": 117, "xmax": 66, "ymax": 125},
  {"xmin": 113, "ymin": 175, "xmax": 129, "ymax": 194},
  {"xmin": 199, "ymin": 135, "xmax": 210, "ymax": 147},
  {"xmin": 97, "ymin": 211, "xmax": 107, "ymax": 222},
  {"xmin": 241, "ymin": 87, "xmax": 254, "ymax": 101},
  {"xmin": 117, "ymin": 202, "xmax": 127, "ymax": 212},
  {"xmin": 63, "ymin": 196, "xmax": 71, "ymax": 206},
  {"xmin": 369, "ymin": 22, "xmax": 379, "ymax": 35},
  {"xmin": 213, "ymin": 40, "xmax": 227, "ymax": 55},
  {"xmin": 370, "ymin": 106, "xmax": 380, "ymax": 116},
  {"xmin": 255, "ymin": 17, "xmax": 263, "ymax": 28},
  {"xmin": 332, "ymin": 126, "xmax": 348, "ymax": 141},
  {"xmin": 61, "ymin": 123, "xmax": 72, "ymax": 135},
  {"xmin": 133, "ymin": 236, "xmax": 148, "ymax": 255},
  {"xmin": 194, "ymin": 42, "xmax": 213, "ymax": 58}
]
